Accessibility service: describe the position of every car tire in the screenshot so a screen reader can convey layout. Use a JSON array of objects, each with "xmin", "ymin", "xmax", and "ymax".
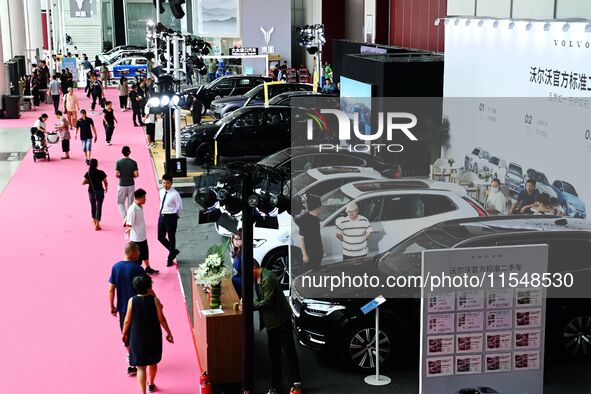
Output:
[
  {"xmin": 342, "ymin": 323, "xmax": 392, "ymax": 370},
  {"xmin": 214, "ymin": 95, "xmax": 222, "ymax": 100},
  {"xmin": 195, "ymin": 143, "xmax": 214, "ymax": 165},
  {"xmin": 562, "ymin": 314, "xmax": 591, "ymax": 356},
  {"xmin": 263, "ymin": 248, "xmax": 290, "ymax": 289}
]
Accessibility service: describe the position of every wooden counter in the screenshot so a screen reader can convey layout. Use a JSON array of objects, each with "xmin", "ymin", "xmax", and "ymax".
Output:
[{"xmin": 192, "ymin": 273, "xmax": 243, "ymax": 384}]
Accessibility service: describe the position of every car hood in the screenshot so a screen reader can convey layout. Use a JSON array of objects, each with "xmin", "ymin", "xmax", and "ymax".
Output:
[
  {"xmin": 563, "ymin": 193, "xmax": 585, "ymax": 209},
  {"xmin": 211, "ymin": 96, "xmax": 248, "ymax": 106},
  {"xmin": 182, "ymin": 123, "xmax": 219, "ymax": 138}
]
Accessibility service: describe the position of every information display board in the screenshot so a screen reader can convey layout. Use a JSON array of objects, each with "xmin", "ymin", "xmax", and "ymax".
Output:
[{"xmin": 420, "ymin": 245, "xmax": 548, "ymax": 394}]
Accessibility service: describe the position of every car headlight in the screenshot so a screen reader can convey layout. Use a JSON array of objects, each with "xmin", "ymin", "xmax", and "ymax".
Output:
[
  {"xmin": 253, "ymin": 239, "xmax": 267, "ymax": 248},
  {"xmin": 305, "ymin": 302, "xmax": 346, "ymax": 316}
]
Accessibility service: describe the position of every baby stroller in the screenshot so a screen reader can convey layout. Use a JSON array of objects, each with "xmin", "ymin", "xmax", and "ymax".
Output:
[{"xmin": 30, "ymin": 127, "xmax": 58, "ymax": 162}]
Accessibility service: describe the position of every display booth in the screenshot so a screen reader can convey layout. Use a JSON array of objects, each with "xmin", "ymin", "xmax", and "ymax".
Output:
[{"xmin": 441, "ymin": 18, "xmax": 591, "ymax": 217}]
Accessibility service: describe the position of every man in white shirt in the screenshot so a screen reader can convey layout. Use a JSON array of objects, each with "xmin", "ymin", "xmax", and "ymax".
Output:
[
  {"xmin": 336, "ymin": 201, "xmax": 373, "ymax": 260},
  {"xmin": 125, "ymin": 188, "xmax": 159, "ymax": 275},
  {"xmin": 485, "ymin": 178, "xmax": 508, "ymax": 215},
  {"xmin": 157, "ymin": 174, "xmax": 183, "ymax": 267}
]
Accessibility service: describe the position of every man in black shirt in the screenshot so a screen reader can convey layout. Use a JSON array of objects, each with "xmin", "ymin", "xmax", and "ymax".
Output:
[
  {"xmin": 103, "ymin": 101, "xmax": 118, "ymax": 145},
  {"xmin": 75, "ymin": 109, "xmax": 98, "ymax": 164},
  {"xmin": 128, "ymin": 84, "xmax": 144, "ymax": 127},
  {"xmin": 91, "ymin": 78, "xmax": 104, "ymax": 111},
  {"xmin": 295, "ymin": 194, "xmax": 323, "ymax": 272}
]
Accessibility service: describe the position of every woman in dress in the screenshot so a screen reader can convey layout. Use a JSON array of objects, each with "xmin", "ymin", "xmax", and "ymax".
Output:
[
  {"xmin": 122, "ymin": 275, "xmax": 174, "ymax": 394},
  {"xmin": 82, "ymin": 159, "xmax": 108, "ymax": 230},
  {"xmin": 231, "ymin": 229, "xmax": 243, "ymax": 297},
  {"xmin": 64, "ymin": 88, "xmax": 80, "ymax": 130},
  {"xmin": 54, "ymin": 110, "xmax": 70, "ymax": 159}
]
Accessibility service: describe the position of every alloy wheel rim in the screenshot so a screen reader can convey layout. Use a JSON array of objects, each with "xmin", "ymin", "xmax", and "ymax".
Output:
[
  {"xmin": 349, "ymin": 328, "xmax": 390, "ymax": 368},
  {"xmin": 270, "ymin": 255, "xmax": 289, "ymax": 286},
  {"xmin": 563, "ymin": 316, "xmax": 591, "ymax": 355}
]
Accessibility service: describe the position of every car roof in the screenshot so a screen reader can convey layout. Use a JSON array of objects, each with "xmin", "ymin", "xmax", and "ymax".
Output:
[
  {"xmin": 306, "ymin": 166, "xmax": 382, "ymax": 180},
  {"xmin": 340, "ymin": 179, "xmax": 467, "ymax": 198}
]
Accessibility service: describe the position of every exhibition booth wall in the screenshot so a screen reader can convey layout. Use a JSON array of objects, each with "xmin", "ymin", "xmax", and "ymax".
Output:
[{"xmin": 443, "ymin": 18, "xmax": 591, "ymax": 215}]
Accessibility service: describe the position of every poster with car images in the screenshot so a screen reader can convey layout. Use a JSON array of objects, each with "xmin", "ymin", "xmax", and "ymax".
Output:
[
  {"xmin": 485, "ymin": 331, "xmax": 513, "ymax": 352},
  {"xmin": 514, "ymin": 330, "xmax": 542, "ymax": 350},
  {"xmin": 427, "ymin": 335, "xmax": 455, "ymax": 356},
  {"xmin": 487, "ymin": 289, "xmax": 513, "ymax": 309},
  {"xmin": 485, "ymin": 353, "xmax": 512, "ymax": 373},
  {"xmin": 457, "ymin": 290, "xmax": 485, "ymax": 311},
  {"xmin": 456, "ymin": 355, "xmax": 482, "ymax": 375},
  {"xmin": 457, "ymin": 311, "xmax": 484, "ymax": 332},
  {"xmin": 456, "ymin": 333, "xmax": 483, "ymax": 353},
  {"xmin": 428, "ymin": 292, "xmax": 456, "ymax": 313},
  {"xmin": 420, "ymin": 245, "xmax": 548, "ymax": 394},
  {"xmin": 486, "ymin": 309, "xmax": 513, "ymax": 330},
  {"xmin": 426, "ymin": 356, "xmax": 454, "ymax": 377},
  {"xmin": 515, "ymin": 309, "xmax": 543, "ymax": 329},
  {"xmin": 427, "ymin": 313, "xmax": 455, "ymax": 335},
  {"xmin": 516, "ymin": 289, "xmax": 543, "ymax": 307}
]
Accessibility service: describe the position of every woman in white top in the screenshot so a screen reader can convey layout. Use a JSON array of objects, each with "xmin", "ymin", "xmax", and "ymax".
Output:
[
  {"xmin": 33, "ymin": 113, "xmax": 49, "ymax": 146},
  {"xmin": 64, "ymin": 87, "xmax": 80, "ymax": 130},
  {"xmin": 118, "ymin": 78, "xmax": 129, "ymax": 111}
]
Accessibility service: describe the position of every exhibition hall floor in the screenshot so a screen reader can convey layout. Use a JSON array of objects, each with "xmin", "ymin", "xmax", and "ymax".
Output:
[{"xmin": 0, "ymin": 90, "xmax": 199, "ymax": 393}]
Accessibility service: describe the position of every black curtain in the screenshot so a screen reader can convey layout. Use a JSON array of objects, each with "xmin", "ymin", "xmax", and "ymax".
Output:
[{"xmin": 113, "ymin": 0, "xmax": 126, "ymax": 46}]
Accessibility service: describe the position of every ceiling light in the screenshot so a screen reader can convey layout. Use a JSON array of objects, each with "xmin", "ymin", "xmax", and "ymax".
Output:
[
  {"xmin": 434, "ymin": 18, "xmax": 440, "ymax": 26},
  {"xmin": 478, "ymin": 20, "xmax": 484, "ymax": 27},
  {"xmin": 493, "ymin": 20, "xmax": 500, "ymax": 28},
  {"xmin": 586, "ymin": 24, "xmax": 591, "ymax": 32},
  {"xmin": 465, "ymin": 19, "xmax": 471, "ymax": 27},
  {"xmin": 563, "ymin": 23, "xmax": 570, "ymax": 32},
  {"xmin": 454, "ymin": 18, "xmax": 460, "ymax": 26},
  {"xmin": 508, "ymin": 21, "xmax": 515, "ymax": 30},
  {"xmin": 526, "ymin": 22, "xmax": 533, "ymax": 31},
  {"xmin": 544, "ymin": 22, "xmax": 551, "ymax": 31}
]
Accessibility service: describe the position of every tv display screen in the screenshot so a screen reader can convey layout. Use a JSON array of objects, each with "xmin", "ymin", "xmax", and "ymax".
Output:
[{"xmin": 340, "ymin": 76, "xmax": 373, "ymax": 136}]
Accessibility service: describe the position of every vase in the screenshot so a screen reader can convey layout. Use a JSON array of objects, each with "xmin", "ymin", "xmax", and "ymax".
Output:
[{"xmin": 209, "ymin": 283, "xmax": 222, "ymax": 309}]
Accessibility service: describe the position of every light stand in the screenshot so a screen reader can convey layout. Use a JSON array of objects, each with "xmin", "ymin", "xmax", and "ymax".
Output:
[{"xmin": 241, "ymin": 174, "xmax": 254, "ymax": 393}]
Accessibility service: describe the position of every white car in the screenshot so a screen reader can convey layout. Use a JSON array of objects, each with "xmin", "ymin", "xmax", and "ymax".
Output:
[
  {"xmin": 296, "ymin": 179, "xmax": 487, "ymax": 266},
  {"xmin": 464, "ymin": 147, "xmax": 490, "ymax": 174},
  {"xmin": 215, "ymin": 166, "xmax": 386, "ymax": 286},
  {"xmin": 482, "ymin": 156, "xmax": 508, "ymax": 180}
]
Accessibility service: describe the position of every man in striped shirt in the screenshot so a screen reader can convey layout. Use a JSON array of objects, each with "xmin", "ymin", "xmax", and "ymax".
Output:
[{"xmin": 336, "ymin": 202, "xmax": 373, "ymax": 260}]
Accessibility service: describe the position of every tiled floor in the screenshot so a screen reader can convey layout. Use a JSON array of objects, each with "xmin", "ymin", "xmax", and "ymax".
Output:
[{"xmin": 0, "ymin": 127, "xmax": 30, "ymax": 195}]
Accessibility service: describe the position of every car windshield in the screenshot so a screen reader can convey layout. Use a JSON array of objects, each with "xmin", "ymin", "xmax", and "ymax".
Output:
[
  {"xmin": 529, "ymin": 171, "xmax": 549, "ymax": 185},
  {"xmin": 319, "ymin": 188, "xmax": 352, "ymax": 222},
  {"xmin": 479, "ymin": 388, "xmax": 498, "ymax": 394},
  {"xmin": 377, "ymin": 228, "xmax": 459, "ymax": 276},
  {"xmin": 292, "ymin": 172, "xmax": 317, "ymax": 194},
  {"xmin": 215, "ymin": 107, "xmax": 250, "ymax": 125},
  {"xmin": 489, "ymin": 157, "xmax": 499, "ymax": 165},
  {"xmin": 508, "ymin": 164, "xmax": 521, "ymax": 175},
  {"xmin": 563, "ymin": 181, "xmax": 577, "ymax": 196},
  {"xmin": 243, "ymin": 86, "xmax": 262, "ymax": 98},
  {"xmin": 258, "ymin": 149, "xmax": 291, "ymax": 168},
  {"xmin": 471, "ymin": 148, "xmax": 480, "ymax": 155}
]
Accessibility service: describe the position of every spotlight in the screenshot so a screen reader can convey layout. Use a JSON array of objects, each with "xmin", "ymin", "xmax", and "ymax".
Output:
[
  {"xmin": 454, "ymin": 19, "xmax": 460, "ymax": 26},
  {"xmin": 148, "ymin": 97, "xmax": 160, "ymax": 107},
  {"xmin": 257, "ymin": 193, "xmax": 279, "ymax": 214},
  {"xmin": 465, "ymin": 19, "xmax": 471, "ymax": 27},
  {"xmin": 160, "ymin": 95, "xmax": 170, "ymax": 107},
  {"xmin": 434, "ymin": 18, "xmax": 441, "ymax": 27},
  {"xmin": 193, "ymin": 188, "xmax": 217, "ymax": 209},
  {"xmin": 563, "ymin": 23, "xmax": 570, "ymax": 32},
  {"xmin": 493, "ymin": 20, "xmax": 500, "ymax": 28},
  {"xmin": 444, "ymin": 18, "xmax": 450, "ymax": 25},
  {"xmin": 526, "ymin": 22, "xmax": 533, "ymax": 31},
  {"xmin": 248, "ymin": 194, "xmax": 260, "ymax": 208},
  {"xmin": 544, "ymin": 22, "xmax": 551, "ymax": 31},
  {"xmin": 586, "ymin": 24, "xmax": 591, "ymax": 32},
  {"xmin": 147, "ymin": 20, "xmax": 155, "ymax": 28},
  {"xmin": 171, "ymin": 95, "xmax": 180, "ymax": 106},
  {"xmin": 478, "ymin": 20, "xmax": 484, "ymax": 27},
  {"xmin": 508, "ymin": 21, "xmax": 515, "ymax": 30}
]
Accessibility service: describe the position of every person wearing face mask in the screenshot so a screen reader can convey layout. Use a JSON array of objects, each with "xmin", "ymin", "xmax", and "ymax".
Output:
[{"xmin": 485, "ymin": 178, "xmax": 508, "ymax": 215}]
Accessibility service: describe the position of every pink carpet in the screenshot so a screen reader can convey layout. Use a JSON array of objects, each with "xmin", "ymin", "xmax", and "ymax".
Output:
[{"xmin": 0, "ymin": 89, "xmax": 201, "ymax": 393}]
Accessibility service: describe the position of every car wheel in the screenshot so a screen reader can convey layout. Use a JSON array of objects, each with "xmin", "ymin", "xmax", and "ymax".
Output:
[
  {"xmin": 562, "ymin": 201, "xmax": 569, "ymax": 216},
  {"xmin": 214, "ymin": 95, "xmax": 222, "ymax": 100},
  {"xmin": 472, "ymin": 163, "xmax": 478, "ymax": 173},
  {"xmin": 562, "ymin": 315, "xmax": 591, "ymax": 356},
  {"xmin": 195, "ymin": 143, "xmax": 214, "ymax": 165},
  {"xmin": 264, "ymin": 249, "xmax": 289, "ymax": 289},
  {"xmin": 344, "ymin": 325, "xmax": 392, "ymax": 369}
]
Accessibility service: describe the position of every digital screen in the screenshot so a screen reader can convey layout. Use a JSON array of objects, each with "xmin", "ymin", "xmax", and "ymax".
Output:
[{"xmin": 340, "ymin": 76, "xmax": 373, "ymax": 135}]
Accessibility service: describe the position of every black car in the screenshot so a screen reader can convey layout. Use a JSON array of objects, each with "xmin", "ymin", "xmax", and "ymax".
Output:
[
  {"xmin": 291, "ymin": 216, "xmax": 591, "ymax": 369},
  {"xmin": 183, "ymin": 75, "xmax": 272, "ymax": 113},
  {"xmin": 180, "ymin": 106, "xmax": 294, "ymax": 164},
  {"xmin": 526, "ymin": 168, "xmax": 558, "ymax": 199},
  {"xmin": 268, "ymin": 91, "xmax": 338, "ymax": 107},
  {"xmin": 210, "ymin": 82, "xmax": 313, "ymax": 119},
  {"xmin": 257, "ymin": 146, "xmax": 402, "ymax": 178}
]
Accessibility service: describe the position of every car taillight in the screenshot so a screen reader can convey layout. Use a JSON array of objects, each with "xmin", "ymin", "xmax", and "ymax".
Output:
[{"xmin": 463, "ymin": 197, "xmax": 487, "ymax": 217}]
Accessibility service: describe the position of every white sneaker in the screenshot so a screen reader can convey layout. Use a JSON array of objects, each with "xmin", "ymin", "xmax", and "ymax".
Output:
[{"xmin": 107, "ymin": 141, "xmax": 112, "ymax": 146}]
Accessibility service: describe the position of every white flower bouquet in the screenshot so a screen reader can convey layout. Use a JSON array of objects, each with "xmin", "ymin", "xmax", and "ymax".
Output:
[{"xmin": 194, "ymin": 242, "xmax": 231, "ymax": 286}]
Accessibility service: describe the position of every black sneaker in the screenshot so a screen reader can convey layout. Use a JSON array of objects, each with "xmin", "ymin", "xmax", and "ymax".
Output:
[
  {"xmin": 166, "ymin": 261, "xmax": 175, "ymax": 267},
  {"xmin": 85, "ymin": 159, "xmax": 90, "ymax": 165},
  {"xmin": 171, "ymin": 249, "xmax": 180, "ymax": 260},
  {"xmin": 145, "ymin": 267, "xmax": 160, "ymax": 275},
  {"xmin": 147, "ymin": 384, "xmax": 156, "ymax": 393},
  {"xmin": 127, "ymin": 366, "xmax": 137, "ymax": 375}
]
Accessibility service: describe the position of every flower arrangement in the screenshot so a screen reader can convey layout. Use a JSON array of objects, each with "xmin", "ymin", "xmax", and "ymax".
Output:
[
  {"xmin": 447, "ymin": 158, "xmax": 455, "ymax": 168},
  {"xmin": 479, "ymin": 170, "xmax": 493, "ymax": 181},
  {"xmin": 194, "ymin": 242, "xmax": 231, "ymax": 286}
]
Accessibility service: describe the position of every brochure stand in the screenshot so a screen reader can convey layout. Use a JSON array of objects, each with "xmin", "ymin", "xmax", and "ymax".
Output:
[{"xmin": 361, "ymin": 296, "xmax": 391, "ymax": 386}]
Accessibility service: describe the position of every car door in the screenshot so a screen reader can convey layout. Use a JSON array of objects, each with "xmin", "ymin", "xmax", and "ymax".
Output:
[
  {"xmin": 321, "ymin": 195, "xmax": 384, "ymax": 265},
  {"xmin": 133, "ymin": 58, "xmax": 148, "ymax": 78},
  {"xmin": 211, "ymin": 78, "xmax": 235, "ymax": 100},
  {"xmin": 218, "ymin": 108, "xmax": 266, "ymax": 156},
  {"xmin": 262, "ymin": 108, "xmax": 291, "ymax": 154},
  {"xmin": 235, "ymin": 78, "xmax": 255, "ymax": 95}
]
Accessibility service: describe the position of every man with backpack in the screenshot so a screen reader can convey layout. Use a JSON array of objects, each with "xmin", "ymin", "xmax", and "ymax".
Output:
[{"xmin": 91, "ymin": 76, "xmax": 105, "ymax": 111}]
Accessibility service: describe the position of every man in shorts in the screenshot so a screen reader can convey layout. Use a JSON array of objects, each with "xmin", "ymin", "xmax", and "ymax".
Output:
[
  {"xmin": 108, "ymin": 242, "xmax": 148, "ymax": 375},
  {"xmin": 75, "ymin": 109, "xmax": 97, "ymax": 165},
  {"xmin": 125, "ymin": 189, "xmax": 159, "ymax": 275}
]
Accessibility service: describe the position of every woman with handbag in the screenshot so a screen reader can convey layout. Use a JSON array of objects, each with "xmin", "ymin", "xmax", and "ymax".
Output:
[
  {"xmin": 82, "ymin": 159, "xmax": 108, "ymax": 231},
  {"xmin": 64, "ymin": 88, "xmax": 80, "ymax": 130},
  {"xmin": 55, "ymin": 111, "xmax": 71, "ymax": 159}
]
